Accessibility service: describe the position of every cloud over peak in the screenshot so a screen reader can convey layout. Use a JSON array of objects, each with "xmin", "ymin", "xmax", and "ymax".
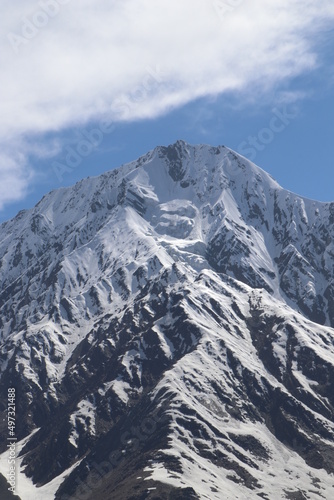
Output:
[{"xmin": 1, "ymin": 0, "xmax": 334, "ymax": 209}]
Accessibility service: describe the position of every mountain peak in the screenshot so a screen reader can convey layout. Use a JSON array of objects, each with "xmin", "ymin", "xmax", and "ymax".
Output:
[{"xmin": 1, "ymin": 142, "xmax": 334, "ymax": 499}]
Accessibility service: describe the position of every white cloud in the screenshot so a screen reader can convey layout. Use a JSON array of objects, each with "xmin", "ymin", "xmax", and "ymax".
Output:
[
  {"xmin": 0, "ymin": 149, "xmax": 34, "ymax": 211},
  {"xmin": 0, "ymin": 0, "xmax": 333, "ymax": 209}
]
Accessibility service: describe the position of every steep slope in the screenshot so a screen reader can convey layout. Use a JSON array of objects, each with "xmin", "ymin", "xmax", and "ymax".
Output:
[{"xmin": 0, "ymin": 140, "xmax": 334, "ymax": 499}]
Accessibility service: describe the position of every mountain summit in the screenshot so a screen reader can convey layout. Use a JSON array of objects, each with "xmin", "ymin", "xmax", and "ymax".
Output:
[{"xmin": 1, "ymin": 141, "xmax": 334, "ymax": 499}]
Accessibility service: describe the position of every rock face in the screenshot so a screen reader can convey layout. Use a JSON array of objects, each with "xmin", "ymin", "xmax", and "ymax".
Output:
[{"xmin": 0, "ymin": 140, "xmax": 334, "ymax": 499}]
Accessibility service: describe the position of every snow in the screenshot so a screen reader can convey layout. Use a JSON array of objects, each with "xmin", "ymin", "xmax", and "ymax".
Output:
[
  {"xmin": 143, "ymin": 277, "xmax": 334, "ymax": 498},
  {"xmin": 69, "ymin": 398, "xmax": 96, "ymax": 448},
  {"xmin": 111, "ymin": 378, "xmax": 132, "ymax": 404},
  {"xmin": 1, "ymin": 140, "xmax": 334, "ymax": 498},
  {"xmin": 0, "ymin": 430, "xmax": 82, "ymax": 500}
]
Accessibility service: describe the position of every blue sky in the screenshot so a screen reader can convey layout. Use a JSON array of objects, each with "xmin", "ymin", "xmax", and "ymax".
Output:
[{"xmin": 1, "ymin": 1, "xmax": 334, "ymax": 223}]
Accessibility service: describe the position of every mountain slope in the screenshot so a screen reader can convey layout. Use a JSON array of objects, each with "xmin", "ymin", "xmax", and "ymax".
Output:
[{"xmin": 0, "ymin": 140, "xmax": 334, "ymax": 499}]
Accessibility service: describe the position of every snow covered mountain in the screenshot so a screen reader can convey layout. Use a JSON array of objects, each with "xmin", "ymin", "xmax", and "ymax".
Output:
[{"xmin": 1, "ymin": 140, "xmax": 334, "ymax": 499}]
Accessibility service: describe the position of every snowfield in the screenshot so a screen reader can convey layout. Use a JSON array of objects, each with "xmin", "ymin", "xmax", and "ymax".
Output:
[{"xmin": 1, "ymin": 141, "xmax": 334, "ymax": 499}]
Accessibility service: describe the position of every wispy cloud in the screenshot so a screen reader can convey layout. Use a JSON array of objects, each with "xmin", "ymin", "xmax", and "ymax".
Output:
[
  {"xmin": 1, "ymin": 0, "xmax": 334, "ymax": 209},
  {"xmin": 0, "ymin": 149, "xmax": 34, "ymax": 211}
]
